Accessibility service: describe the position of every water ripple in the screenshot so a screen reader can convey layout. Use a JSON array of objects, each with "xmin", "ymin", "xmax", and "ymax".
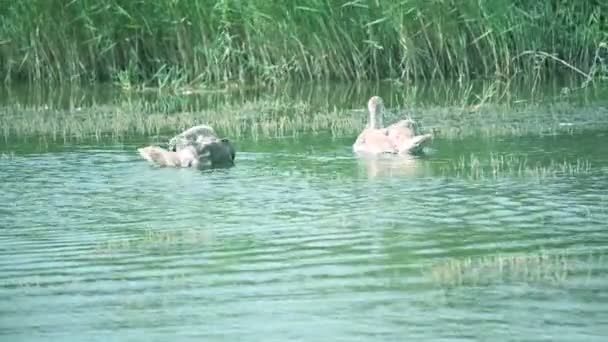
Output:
[{"xmin": 1, "ymin": 135, "xmax": 608, "ymax": 341}]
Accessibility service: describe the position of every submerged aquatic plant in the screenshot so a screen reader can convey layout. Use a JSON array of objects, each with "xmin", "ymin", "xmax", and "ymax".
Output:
[
  {"xmin": 0, "ymin": 97, "xmax": 365, "ymax": 142},
  {"xmin": 1, "ymin": 80, "xmax": 607, "ymax": 143},
  {"xmin": 94, "ymin": 228, "xmax": 216, "ymax": 254},
  {"xmin": 440, "ymin": 153, "xmax": 593, "ymax": 180},
  {"xmin": 426, "ymin": 250, "xmax": 604, "ymax": 288}
]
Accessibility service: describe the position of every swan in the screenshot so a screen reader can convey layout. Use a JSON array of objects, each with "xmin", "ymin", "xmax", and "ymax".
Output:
[
  {"xmin": 138, "ymin": 124, "xmax": 236, "ymax": 169},
  {"xmin": 353, "ymin": 96, "xmax": 432, "ymax": 155},
  {"xmin": 138, "ymin": 144, "xmax": 200, "ymax": 168}
]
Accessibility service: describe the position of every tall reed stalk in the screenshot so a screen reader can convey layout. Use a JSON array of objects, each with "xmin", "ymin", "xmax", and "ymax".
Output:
[{"xmin": 1, "ymin": 0, "xmax": 606, "ymax": 84}]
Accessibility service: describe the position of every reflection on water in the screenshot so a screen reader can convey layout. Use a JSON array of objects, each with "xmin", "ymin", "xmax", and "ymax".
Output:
[
  {"xmin": 356, "ymin": 153, "xmax": 430, "ymax": 179},
  {"xmin": 2, "ymin": 78, "xmax": 606, "ymax": 113},
  {"xmin": 1, "ymin": 130, "xmax": 607, "ymax": 341}
]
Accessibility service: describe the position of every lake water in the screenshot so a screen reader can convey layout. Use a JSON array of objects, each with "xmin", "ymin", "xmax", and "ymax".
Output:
[{"xmin": 1, "ymin": 83, "xmax": 608, "ymax": 341}]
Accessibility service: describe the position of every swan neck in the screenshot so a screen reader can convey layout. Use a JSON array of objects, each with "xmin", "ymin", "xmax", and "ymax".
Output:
[{"xmin": 369, "ymin": 107, "xmax": 383, "ymax": 129}]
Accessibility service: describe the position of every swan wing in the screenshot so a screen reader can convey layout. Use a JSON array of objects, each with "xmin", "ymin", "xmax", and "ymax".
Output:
[
  {"xmin": 397, "ymin": 134, "xmax": 433, "ymax": 154},
  {"xmin": 169, "ymin": 124, "xmax": 218, "ymax": 151},
  {"xmin": 353, "ymin": 129, "xmax": 397, "ymax": 154}
]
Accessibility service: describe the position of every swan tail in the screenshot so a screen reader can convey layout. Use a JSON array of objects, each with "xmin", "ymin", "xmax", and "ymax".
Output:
[
  {"xmin": 398, "ymin": 134, "xmax": 433, "ymax": 154},
  {"xmin": 138, "ymin": 146, "xmax": 178, "ymax": 167}
]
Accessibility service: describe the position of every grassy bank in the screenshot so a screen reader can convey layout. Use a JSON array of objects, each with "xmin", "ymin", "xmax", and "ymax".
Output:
[{"xmin": 1, "ymin": 0, "xmax": 606, "ymax": 84}]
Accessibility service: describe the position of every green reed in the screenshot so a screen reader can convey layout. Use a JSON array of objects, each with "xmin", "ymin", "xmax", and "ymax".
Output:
[{"xmin": 1, "ymin": 0, "xmax": 606, "ymax": 85}]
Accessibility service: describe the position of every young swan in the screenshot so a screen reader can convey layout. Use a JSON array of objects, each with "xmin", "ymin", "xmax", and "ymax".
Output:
[
  {"xmin": 138, "ymin": 136, "xmax": 236, "ymax": 169},
  {"xmin": 169, "ymin": 124, "xmax": 236, "ymax": 167},
  {"xmin": 138, "ymin": 145, "xmax": 200, "ymax": 168},
  {"xmin": 353, "ymin": 96, "xmax": 432, "ymax": 155}
]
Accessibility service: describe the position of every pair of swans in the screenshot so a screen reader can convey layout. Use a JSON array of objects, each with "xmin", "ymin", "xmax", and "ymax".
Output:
[
  {"xmin": 138, "ymin": 96, "xmax": 431, "ymax": 169},
  {"xmin": 138, "ymin": 125, "xmax": 235, "ymax": 169}
]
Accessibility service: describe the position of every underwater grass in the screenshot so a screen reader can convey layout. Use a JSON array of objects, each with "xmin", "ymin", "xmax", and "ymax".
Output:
[
  {"xmin": 1, "ymin": 151, "xmax": 15, "ymax": 160},
  {"xmin": 0, "ymin": 75, "xmax": 608, "ymax": 144},
  {"xmin": 2, "ymin": 86, "xmax": 608, "ymax": 144},
  {"xmin": 0, "ymin": 98, "xmax": 366, "ymax": 143},
  {"xmin": 93, "ymin": 228, "xmax": 217, "ymax": 254},
  {"xmin": 426, "ymin": 250, "xmax": 606, "ymax": 288},
  {"xmin": 440, "ymin": 153, "xmax": 594, "ymax": 181},
  {"xmin": 2, "ymin": 77, "xmax": 608, "ymax": 144},
  {"xmin": 1, "ymin": 1, "xmax": 607, "ymax": 85}
]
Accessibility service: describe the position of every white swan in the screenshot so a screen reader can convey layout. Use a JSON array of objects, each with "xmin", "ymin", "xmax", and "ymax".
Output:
[{"xmin": 353, "ymin": 96, "xmax": 432, "ymax": 155}]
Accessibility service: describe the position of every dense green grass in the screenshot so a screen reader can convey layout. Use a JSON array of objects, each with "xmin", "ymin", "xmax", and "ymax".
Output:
[{"xmin": 1, "ymin": 0, "xmax": 606, "ymax": 84}]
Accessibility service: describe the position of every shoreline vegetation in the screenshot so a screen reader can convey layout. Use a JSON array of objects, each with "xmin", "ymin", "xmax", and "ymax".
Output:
[{"xmin": 1, "ymin": 1, "xmax": 607, "ymax": 87}]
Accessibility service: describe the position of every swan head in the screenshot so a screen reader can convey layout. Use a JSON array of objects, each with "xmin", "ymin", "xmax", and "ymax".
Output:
[{"xmin": 367, "ymin": 96, "xmax": 384, "ymax": 129}]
